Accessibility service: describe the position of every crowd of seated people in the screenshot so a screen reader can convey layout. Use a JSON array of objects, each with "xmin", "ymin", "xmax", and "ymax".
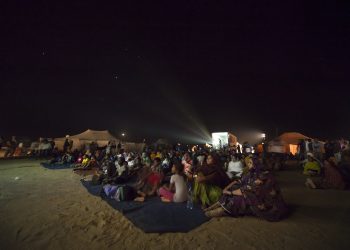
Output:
[
  {"xmin": 296, "ymin": 138, "xmax": 350, "ymax": 190},
  {"xmin": 305, "ymin": 150, "xmax": 350, "ymax": 190},
  {"xmin": 0, "ymin": 136, "xmax": 56, "ymax": 158},
  {"xmin": 3, "ymin": 134, "xmax": 350, "ymax": 222},
  {"xmin": 60, "ymin": 142, "xmax": 291, "ymax": 221},
  {"xmin": 45, "ymin": 137, "xmax": 350, "ymax": 196},
  {"xmin": 108, "ymin": 143, "xmax": 350, "ymax": 221}
]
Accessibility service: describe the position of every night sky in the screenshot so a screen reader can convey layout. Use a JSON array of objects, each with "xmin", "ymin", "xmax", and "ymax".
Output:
[{"xmin": 1, "ymin": 1, "xmax": 350, "ymax": 142}]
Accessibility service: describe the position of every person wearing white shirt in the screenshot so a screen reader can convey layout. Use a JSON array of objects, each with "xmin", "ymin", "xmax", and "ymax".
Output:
[
  {"xmin": 158, "ymin": 162, "xmax": 188, "ymax": 202},
  {"xmin": 226, "ymin": 154, "xmax": 243, "ymax": 179},
  {"xmin": 115, "ymin": 157, "xmax": 128, "ymax": 176}
]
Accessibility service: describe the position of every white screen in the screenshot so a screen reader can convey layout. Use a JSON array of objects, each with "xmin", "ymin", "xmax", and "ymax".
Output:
[{"xmin": 212, "ymin": 132, "xmax": 229, "ymax": 149}]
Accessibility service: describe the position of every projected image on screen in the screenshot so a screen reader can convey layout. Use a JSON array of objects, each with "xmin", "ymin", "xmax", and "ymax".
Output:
[{"xmin": 212, "ymin": 132, "xmax": 229, "ymax": 149}]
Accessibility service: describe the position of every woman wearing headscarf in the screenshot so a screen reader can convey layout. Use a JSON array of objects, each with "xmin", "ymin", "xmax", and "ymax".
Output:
[
  {"xmin": 192, "ymin": 153, "xmax": 230, "ymax": 208},
  {"xmin": 305, "ymin": 156, "xmax": 345, "ymax": 190},
  {"xmin": 204, "ymin": 156, "xmax": 288, "ymax": 222},
  {"xmin": 303, "ymin": 153, "xmax": 321, "ymax": 175}
]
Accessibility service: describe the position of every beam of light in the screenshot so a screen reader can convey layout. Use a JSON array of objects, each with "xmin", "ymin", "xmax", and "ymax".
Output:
[
  {"xmin": 158, "ymin": 85, "xmax": 212, "ymax": 143},
  {"xmin": 235, "ymin": 130, "xmax": 267, "ymax": 145}
]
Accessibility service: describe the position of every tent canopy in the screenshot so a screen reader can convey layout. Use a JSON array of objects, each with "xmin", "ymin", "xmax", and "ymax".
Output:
[
  {"xmin": 268, "ymin": 132, "xmax": 312, "ymax": 155},
  {"xmin": 277, "ymin": 132, "xmax": 311, "ymax": 145},
  {"xmin": 54, "ymin": 129, "xmax": 119, "ymax": 150},
  {"xmin": 55, "ymin": 129, "xmax": 146, "ymax": 152},
  {"xmin": 68, "ymin": 129, "xmax": 118, "ymax": 141}
]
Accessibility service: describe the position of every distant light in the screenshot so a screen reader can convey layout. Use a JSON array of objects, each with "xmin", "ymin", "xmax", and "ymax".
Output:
[
  {"xmin": 121, "ymin": 133, "xmax": 125, "ymax": 137},
  {"xmin": 261, "ymin": 133, "xmax": 266, "ymax": 138}
]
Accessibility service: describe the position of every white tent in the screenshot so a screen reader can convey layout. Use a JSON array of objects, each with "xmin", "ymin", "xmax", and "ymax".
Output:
[
  {"xmin": 54, "ymin": 129, "xmax": 119, "ymax": 151},
  {"xmin": 268, "ymin": 132, "xmax": 311, "ymax": 155}
]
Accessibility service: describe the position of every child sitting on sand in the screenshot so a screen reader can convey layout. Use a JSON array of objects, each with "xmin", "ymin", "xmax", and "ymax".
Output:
[
  {"xmin": 158, "ymin": 161, "xmax": 188, "ymax": 203},
  {"xmin": 134, "ymin": 158, "xmax": 163, "ymax": 202}
]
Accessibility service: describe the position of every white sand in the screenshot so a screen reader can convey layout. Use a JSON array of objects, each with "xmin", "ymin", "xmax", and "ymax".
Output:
[{"xmin": 0, "ymin": 159, "xmax": 350, "ymax": 250}]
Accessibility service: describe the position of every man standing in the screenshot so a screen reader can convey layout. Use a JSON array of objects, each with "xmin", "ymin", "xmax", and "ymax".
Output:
[
  {"xmin": 63, "ymin": 136, "xmax": 70, "ymax": 153},
  {"xmin": 313, "ymin": 139, "xmax": 322, "ymax": 161}
]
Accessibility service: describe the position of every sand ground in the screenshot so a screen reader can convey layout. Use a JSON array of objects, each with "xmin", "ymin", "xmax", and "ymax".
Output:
[{"xmin": 0, "ymin": 159, "xmax": 350, "ymax": 250}]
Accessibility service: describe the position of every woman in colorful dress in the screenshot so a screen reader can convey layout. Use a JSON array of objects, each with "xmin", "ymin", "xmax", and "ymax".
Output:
[
  {"xmin": 192, "ymin": 153, "xmax": 230, "ymax": 208},
  {"xmin": 204, "ymin": 156, "xmax": 288, "ymax": 222}
]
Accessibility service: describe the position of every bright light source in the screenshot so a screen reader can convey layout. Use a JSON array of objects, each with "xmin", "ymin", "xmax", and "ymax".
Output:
[
  {"xmin": 261, "ymin": 133, "xmax": 266, "ymax": 138},
  {"xmin": 121, "ymin": 133, "xmax": 126, "ymax": 137},
  {"xmin": 212, "ymin": 132, "xmax": 229, "ymax": 149}
]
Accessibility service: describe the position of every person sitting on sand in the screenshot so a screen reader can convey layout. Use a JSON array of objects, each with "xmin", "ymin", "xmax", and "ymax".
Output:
[
  {"xmin": 303, "ymin": 153, "xmax": 321, "ymax": 176},
  {"xmin": 100, "ymin": 154, "xmax": 112, "ymax": 174},
  {"xmin": 196, "ymin": 153, "xmax": 206, "ymax": 167},
  {"xmin": 182, "ymin": 152, "xmax": 193, "ymax": 176},
  {"xmin": 99, "ymin": 157, "xmax": 118, "ymax": 184},
  {"xmin": 305, "ymin": 156, "xmax": 346, "ymax": 190},
  {"xmin": 192, "ymin": 153, "xmax": 230, "ymax": 208},
  {"xmin": 141, "ymin": 152, "xmax": 152, "ymax": 167},
  {"xmin": 61, "ymin": 152, "xmax": 73, "ymax": 164},
  {"xmin": 134, "ymin": 158, "xmax": 163, "ymax": 202},
  {"xmin": 204, "ymin": 156, "xmax": 288, "ymax": 221},
  {"xmin": 99, "ymin": 157, "xmax": 130, "ymax": 184},
  {"xmin": 79, "ymin": 154, "xmax": 91, "ymax": 168},
  {"xmin": 150, "ymin": 151, "xmax": 157, "ymax": 161},
  {"xmin": 115, "ymin": 157, "xmax": 128, "ymax": 177},
  {"xmin": 130, "ymin": 156, "xmax": 143, "ymax": 173},
  {"xmin": 73, "ymin": 152, "xmax": 98, "ymax": 170},
  {"xmin": 158, "ymin": 161, "xmax": 188, "ymax": 203},
  {"xmin": 226, "ymin": 154, "xmax": 243, "ymax": 180},
  {"xmin": 338, "ymin": 149, "xmax": 350, "ymax": 187}
]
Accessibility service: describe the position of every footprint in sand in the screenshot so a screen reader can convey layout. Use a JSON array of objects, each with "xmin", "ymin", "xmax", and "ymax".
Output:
[
  {"xmin": 91, "ymin": 220, "xmax": 98, "ymax": 227},
  {"xmin": 34, "ymin": 230, "xmax": 44, "ymax": 237},
  {"xmin": 16, "ymin": 227, "xmax": 23, "ymax": 240}
]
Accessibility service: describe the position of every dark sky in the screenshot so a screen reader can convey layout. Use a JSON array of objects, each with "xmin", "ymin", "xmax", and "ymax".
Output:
[{"xmin": 1, "ymin": 1, "xmax": 350, "ymax": 142}]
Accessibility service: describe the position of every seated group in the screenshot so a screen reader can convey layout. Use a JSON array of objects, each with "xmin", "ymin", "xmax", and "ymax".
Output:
[
  {"xmin": 303, "ymin": 151, "xmax": 350, "ymax": 190},
  {"xmin": 74, "ymin": 149, "xmax": 289, "ymax": 222}
]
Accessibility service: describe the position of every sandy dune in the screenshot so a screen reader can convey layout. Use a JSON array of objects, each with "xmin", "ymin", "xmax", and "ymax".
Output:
[{"xmin": 0, "ymin": 159, "xmax": 350, "ymax": 250}]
